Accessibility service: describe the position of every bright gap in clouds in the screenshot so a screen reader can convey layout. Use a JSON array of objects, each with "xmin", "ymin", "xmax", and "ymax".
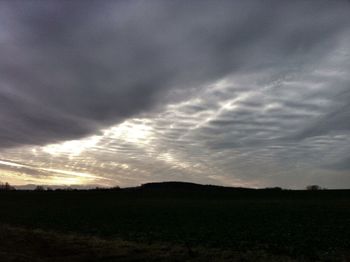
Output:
[
  {"xmin": 42, "ymin": 135, "xmax": 101, "ymax": 157},
  {"xmin": 106, "ymin": 121, "xmax": 154, "ymax": 145},
  {"xmin": 42, "ymin": 120, "xmax": 154, "ymax": 157}
]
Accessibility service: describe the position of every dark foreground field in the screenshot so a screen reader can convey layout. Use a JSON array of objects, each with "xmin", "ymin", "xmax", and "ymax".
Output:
[{"xmin": 0, "ymin": 183, "xmax": 349, "ymax": 261}]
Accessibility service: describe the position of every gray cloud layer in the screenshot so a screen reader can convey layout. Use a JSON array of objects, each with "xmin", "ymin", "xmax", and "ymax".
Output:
[
  {"xmin": 0, "ymin": 0, "xmax": 350, "ymax": 188},
  {"xmin": 1, "ymin": 0, "xmax": 349, "ymax": 147}
]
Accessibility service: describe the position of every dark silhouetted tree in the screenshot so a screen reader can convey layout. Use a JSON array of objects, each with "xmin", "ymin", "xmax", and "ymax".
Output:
[
  {"xmin": 306, "ymin": 185, "xmax": 321, "ymax": 191},
  {"xmin": 0, "ymin": 182, "xmax": 15, "ymax": 191},
  {"xmin": 34, "ymin": 185, "xmax": 45, "ymax": 191}
]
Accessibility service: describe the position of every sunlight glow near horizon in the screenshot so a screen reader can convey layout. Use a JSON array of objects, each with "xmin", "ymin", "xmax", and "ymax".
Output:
[
  {"xmin": 0, "ymin": 159, "xmax": 110, "ymax": 186},
  {"xmin": 0, "ymin": 120, "xmax": 156, "ymax": 186}
]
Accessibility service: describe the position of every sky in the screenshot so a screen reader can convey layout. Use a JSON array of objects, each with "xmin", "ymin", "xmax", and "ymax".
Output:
[{"xmin": 0, "ymin": 0, "xmax": 350, "ymax": 189}]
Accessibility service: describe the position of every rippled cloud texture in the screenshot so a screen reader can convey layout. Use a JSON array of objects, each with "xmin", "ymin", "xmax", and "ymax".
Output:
[{"xmin": 0, "ymin": 0, "xmax": 350, "ymax": 188}]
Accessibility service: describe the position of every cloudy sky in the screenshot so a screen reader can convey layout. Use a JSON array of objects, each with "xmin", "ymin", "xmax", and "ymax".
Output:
[{"xmin": 0, "ymin": 0, "xmax": 350, "ymax": 189}]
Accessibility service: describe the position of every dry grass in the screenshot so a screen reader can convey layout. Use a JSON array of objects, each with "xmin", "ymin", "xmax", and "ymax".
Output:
[{"xmin": 0, "ymin": 225, "xmax": 300, "ymax": 262}]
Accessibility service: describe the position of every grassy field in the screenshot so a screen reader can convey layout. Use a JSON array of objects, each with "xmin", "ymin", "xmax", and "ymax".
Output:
[{"xmin": 0, "ymin": 185, "xmax": 349, "ymax": 261}]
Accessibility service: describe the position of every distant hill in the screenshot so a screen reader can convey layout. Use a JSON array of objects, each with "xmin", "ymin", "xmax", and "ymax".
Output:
[
  {"xmin": 140, "ymin": 181, "xmax": 216, "ymax": 190},
  {"xmin": 133, "ymin": 181, "xmax": 259, "ymax": 195},
  {"xmin": 140, "ymin": 181, "xmax": 261, "ymax": 190}
]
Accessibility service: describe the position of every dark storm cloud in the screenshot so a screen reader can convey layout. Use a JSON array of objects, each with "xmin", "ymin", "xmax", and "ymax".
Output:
[{"xmin": 1, "ymin": 0, "xmax": 350, "ymax": 148}]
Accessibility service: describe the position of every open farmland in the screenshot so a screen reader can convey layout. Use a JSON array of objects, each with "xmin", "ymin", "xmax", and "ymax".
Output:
[{"xmin": 0, "ymin": 184, "xmax": 349, "ymax": 261}]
